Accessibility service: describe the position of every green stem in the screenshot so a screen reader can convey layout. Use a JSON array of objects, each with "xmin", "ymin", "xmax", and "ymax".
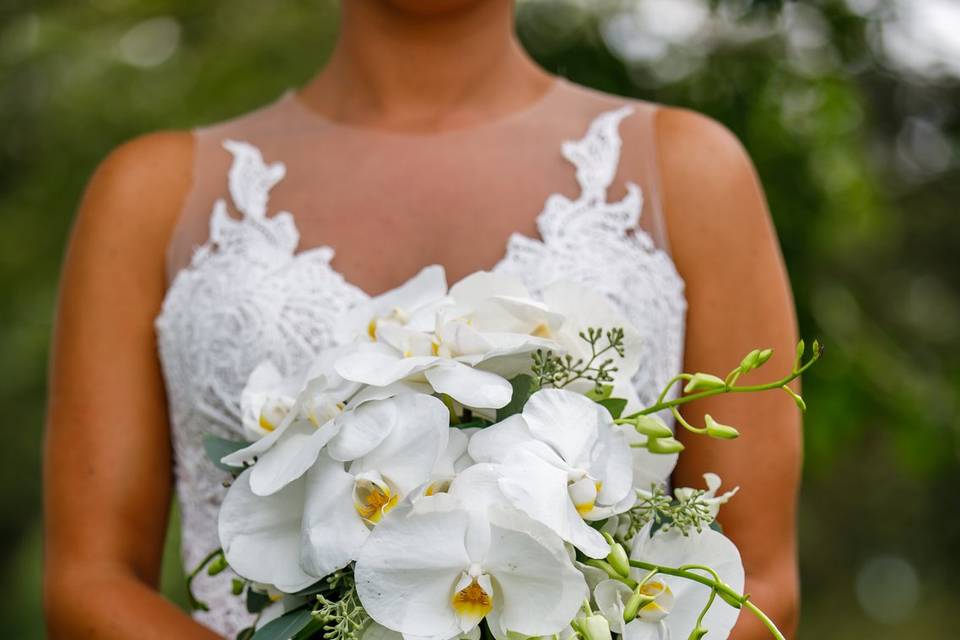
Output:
[
  {"xmin": 186, "ymin": 548, "xmax": 223, "ymax": 612},
  {"xmin": 743, "ymin": 600, "xmax": 787, "ymax": 640},
  {"xmin": 628, "ymin": 560, "xmax": 786, "ymax": 640},
  {"xmin": 624, "ymin": 353, "xmax": 820, "ymax": 419}
]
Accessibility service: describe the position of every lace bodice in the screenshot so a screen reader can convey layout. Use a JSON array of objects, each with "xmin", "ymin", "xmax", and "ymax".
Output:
[{"xmin": 155, "ymin": 85, "xmax": 686, "ymax": 637}]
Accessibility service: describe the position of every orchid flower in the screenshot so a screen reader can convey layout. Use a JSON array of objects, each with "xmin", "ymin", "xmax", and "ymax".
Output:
[
  {"xmin": 467, "ymin": 388, "xmax": 635, "ymax": 558},
  {"xmin": 335, "ymin": 272, "xmax": 561, "ymax": 410},
  {"xmin": 593, "ymin": 524, "xmax": 745, "ymax": 640},
  {"xmin": 218, "ymin": 393, "xmax": 450, "ymax": 589},
  {"xmin": 337, "ymin": 265, "xmax": 453, "ymax": 343},
  {"xmin": 354, "ymin": 472, "xmax": 587, "ymax": 640},
  {"xmin": 223, "ymin": 344, "xmax": 435, "ymax": 496}
]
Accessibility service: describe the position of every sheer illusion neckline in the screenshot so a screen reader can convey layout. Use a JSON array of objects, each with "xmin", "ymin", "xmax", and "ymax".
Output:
[{"xmin": 281, "ymin": 74, "xmax": 567, "ymax": 140}]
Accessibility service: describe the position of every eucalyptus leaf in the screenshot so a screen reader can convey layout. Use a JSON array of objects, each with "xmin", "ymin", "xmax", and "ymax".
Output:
[
  {"xmin": 246, "ymin": 587, "xmax": 272, "ymax": 614},
  {"xmin": 203, "ymin": 434, "xmax": 251, "ymax": 474},
  {"xmin": 496, "ymin": 374, "xmax": 537, "ymax": 421},
  {"xmin": 598, "ymin": 397, "xmax": 628, "ymax": 419},
  {"xmin": 252, "ymin": 607, "xmax": 314, "ymax": 640}
]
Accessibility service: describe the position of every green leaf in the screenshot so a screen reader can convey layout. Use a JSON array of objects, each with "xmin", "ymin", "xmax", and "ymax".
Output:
[
  {"xmin": 598, "ymin": 397, "xmax": 628, "ymax": 419},
  {"xmin": 452, "ymin": 419, "xmax": 492, "ymax": 431},
  {"xmin": 237, "ymin": 627, "xmax": 256, "ymax": 640},
  {"xmin": 252, "ymin": 608, "xmax": 314, "ymax": 640},
  {"xmin": 203, "ymin": 434, "xmax": 251, "ymax": 474},
  {"xmin": 246, "ymin": 587, "xmax": 272, "ymax": 614},
  {"xmin": 586, "ymin": 384, "xmax": 614, "ymax": 401},
  {"xmin": 496, "ymin": 375, "xmax": 537, "ymax": 421}
]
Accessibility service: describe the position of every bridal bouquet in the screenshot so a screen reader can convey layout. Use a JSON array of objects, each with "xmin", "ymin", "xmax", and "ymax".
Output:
[{"xmin": 192, "ymin": 266, "xmax": 819, "ymax": 640}]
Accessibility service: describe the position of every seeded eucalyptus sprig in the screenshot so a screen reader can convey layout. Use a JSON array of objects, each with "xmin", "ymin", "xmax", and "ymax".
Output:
[{"xmin": 531, "ymin": 327, "xmax": 626, "ymax": 393}]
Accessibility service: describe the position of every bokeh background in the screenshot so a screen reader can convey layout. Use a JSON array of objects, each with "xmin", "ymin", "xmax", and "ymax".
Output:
[{"xmin": 2, "ymin": 0, "xmax": 958, "ymax": 637}]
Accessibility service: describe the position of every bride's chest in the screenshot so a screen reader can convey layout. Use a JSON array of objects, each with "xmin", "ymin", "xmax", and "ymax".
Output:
[{"xmin": 155, "ymin": 105, "xmax": 687, "ymax": 436}]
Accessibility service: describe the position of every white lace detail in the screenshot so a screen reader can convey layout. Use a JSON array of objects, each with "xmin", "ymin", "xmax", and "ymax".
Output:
[{"xmin": 154, "ymin": 105, "xmax": 686, "ymax": 637}]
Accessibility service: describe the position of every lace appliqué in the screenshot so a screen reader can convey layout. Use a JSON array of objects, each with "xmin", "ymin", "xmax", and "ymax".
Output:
[
  {"xmin": 154, "ymin": 105, "xmax": 686, "ymax": 637},
  {"xmin": 155, "ymin": 141, "xmax": 366, "ymax": 634}
]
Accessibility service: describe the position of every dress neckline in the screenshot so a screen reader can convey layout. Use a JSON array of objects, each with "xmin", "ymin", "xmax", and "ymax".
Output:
[{"xmin": 280, "ymin": 75, "xmax": 568, "ymax": 140}]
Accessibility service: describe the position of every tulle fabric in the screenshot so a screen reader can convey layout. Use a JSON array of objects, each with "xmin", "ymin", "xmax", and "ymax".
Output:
[{"xmin": 166, "ymin": 76, "xmax": 672, "ymax": 286}]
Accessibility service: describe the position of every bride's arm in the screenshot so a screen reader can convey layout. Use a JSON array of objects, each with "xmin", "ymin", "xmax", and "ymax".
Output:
[
  {"xmin": 658, "ymin": 110, "xmax": 802, "ymax": 639},
  {"xmin": 43, "ymin": 132, "xmax": 220, "ymax": 639}
]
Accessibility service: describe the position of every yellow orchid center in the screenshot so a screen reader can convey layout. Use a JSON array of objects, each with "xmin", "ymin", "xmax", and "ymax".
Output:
[
  {"xmin": 353, "ymin": 474, "xmax": 399, "ymax": 526},
  {"xmin": 569, "ymin": 474, "xmax": 603, "ymax": 516},
  {"xmin": 451, "ymin": 569, "xmax": 494, "ymax": 624},
  {"xmin": 367, "ymin": 306, "xmax": 411, "ymax": 341},
  {"xmin": 636, "ymin": 581, "xmax": 674, "ymax": 623},
  {"xmin": 257, "ymin": 399, "xmax": 290, "ymax": 433},
  {"xmin": 532, "ymin": 322, "xmax": 553, "ymax": 338}
]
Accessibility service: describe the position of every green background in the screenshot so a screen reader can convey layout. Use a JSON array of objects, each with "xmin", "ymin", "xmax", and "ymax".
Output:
[{"xmin": 2, "ymin": 0, "xmax": 958, "ymax": 637}]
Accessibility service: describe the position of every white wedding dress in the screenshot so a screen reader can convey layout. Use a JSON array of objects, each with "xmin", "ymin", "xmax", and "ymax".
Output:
[{"xmin": 154, "ymin": 77, "xmax": 687, "ymax": 637}]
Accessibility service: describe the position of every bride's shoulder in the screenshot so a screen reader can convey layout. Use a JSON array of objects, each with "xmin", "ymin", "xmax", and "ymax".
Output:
[
  {"xmin": 561, "ymin": 80, "xmax": 752, "ymax": 177},
  {"xmin": 76, "ymin": 130, "xmax": 194, "ymax": 263}
]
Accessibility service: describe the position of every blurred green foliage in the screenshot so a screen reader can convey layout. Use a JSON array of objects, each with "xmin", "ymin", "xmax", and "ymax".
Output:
[{"xmin": 1, "ymin": 0, "xmax": 958, "ymax": 638}]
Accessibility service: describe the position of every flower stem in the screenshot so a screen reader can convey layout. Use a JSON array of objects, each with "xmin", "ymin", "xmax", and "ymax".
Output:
[
  {"xmin": 627, "ymin": 560, "xmax": 786, "ymax": 639},
  {"xmin": 624, "ymin": 349, "xmax": 820, "ymax": 420}
]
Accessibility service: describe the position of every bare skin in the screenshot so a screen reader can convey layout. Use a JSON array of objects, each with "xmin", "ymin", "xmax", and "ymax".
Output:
[{"xmin": 43, "ymin": 1, "xmax": 800, "ymax": 638}]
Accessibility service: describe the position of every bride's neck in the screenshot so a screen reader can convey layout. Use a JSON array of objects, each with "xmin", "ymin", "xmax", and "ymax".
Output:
[{"xmin": 300, "ymin": 0, "xmax": 553, "ymax": 128}]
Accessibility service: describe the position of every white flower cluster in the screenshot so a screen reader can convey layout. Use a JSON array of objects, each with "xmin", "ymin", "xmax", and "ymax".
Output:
[{"xmin": 216, "ymin": 267, "xmax": 744, "ymax": 640}]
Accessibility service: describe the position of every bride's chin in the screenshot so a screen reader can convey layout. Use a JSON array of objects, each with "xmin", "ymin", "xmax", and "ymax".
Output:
[{"xmin": 364, "ymin": 0, "xmax": 498, "ymax": 17}]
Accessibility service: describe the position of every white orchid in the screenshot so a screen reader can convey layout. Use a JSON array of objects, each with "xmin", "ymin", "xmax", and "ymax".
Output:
[
  {"xmin": 338, "ymin": 265, "xmax": 453, "ymax": 343},
  {"xmin": 224, "ymin": 346, "xmax": 433, "ymax": 497},
  {"xmin": 218, "ymin": 393, "xmax": 450, "ymax": 590},
  {"xmin": 354, "ymin": 481, "xmax": 587, "ymax": 640},
  {"xmin": 336, "ymin": 272, "xmax": 561, "ymax": 410},
  {"xmin": 467, "ymin": 388, "xmax": 634, "ymax": 558},
  {"xmin": 593, "ymin": 524, "xmax": 745, "ymax": 640}
]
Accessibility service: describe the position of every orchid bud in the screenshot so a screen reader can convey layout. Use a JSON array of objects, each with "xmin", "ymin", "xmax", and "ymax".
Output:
[
  {"xmin": 231, "ymin": 579, "xmax": 245, "ymax": 596},
  {"xmin": 207, "ymin": 553, "xmax": 228, "ymax": 576},
  {"xmin": 739, "ymin": 349, "xmax": 761, "ymax": 371},
  {"xmin": 606, "ymin": 541, "xmax": 631, "ymax": 579},
  {"xmin": 647, "ymin": 437, "xmax": 685, "ymax": 454},
  {"xmin": 757, "ymin": 348, "xmax": 774, "ymax": 365},
  {"xmin": 705, "ymin": 415, "xmax": 740, "ymax": 440},
  {"xmin": 578, "ymin": 613, "xmax": 612, "ymax": 640},
  {"xmin": 632, "ymin": 415, "xmax": 674, "ymax": 439},
  {"xmin": 683, "ymin": 373, "xmax": 726, "ymax": 394}
]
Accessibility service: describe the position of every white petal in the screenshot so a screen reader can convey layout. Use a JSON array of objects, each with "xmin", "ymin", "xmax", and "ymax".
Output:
[
  {"xmin": 218, "ymin": 469, "xmax": 315, "ymax": 593},
  {"xmin": 336, "ymin": 343, "xmax": 439, "ymax": 387},
  {"xmin": 351, "ymin": 394, "xmax": 450, "ymax": 496},
  {"xmin": 350, "ymin": 380, "xmax": 434, "ymax": 407},
  {"xmin": 433, "ymin": 429, "xmax": 470, "ymax": 478},
  {"xmin": 355, "ymin": 505, "xmax": 472, "ymax": 638},
  {"xmin": 594, "ymin": 579, "xmax": 632, "ymax": 634},
  {"xmin": 339, "ymin": 266, "xmax": 448, "ymax": 342},
  {"xmin": 300, "ymin": 454, "xmax": 370, "ymax": 578},
  {"xmin": 497, "ymin": 446, "xmax": 609, "ymax": 558},
  {"xmin": 249, "ymin": 419, "xmax": 342, "ymax": 496},
  {"xmin": 424, "ymin": 362, "xmax": 512, "ymax": 409},
  {"xmin": 449, "ymin": 272, "xmax": 530, "ymax": 309},
  {"xmin": 483, "ymin": 520, "xmax": 587, "ymax": 637},
  {"xmin": 590, "ymin": 422, "xmax": 634, "ymax": 507},
  {"xmin": 327, "ymin": 399, "xmax": 399, "ymax": 462},
  {"xmin": 466, "ymin": 415, "xmax": 533, "ymax": 464},
  {"xmin": 522, "ymin": 389, "xmax": 599, "ymax": 465}
]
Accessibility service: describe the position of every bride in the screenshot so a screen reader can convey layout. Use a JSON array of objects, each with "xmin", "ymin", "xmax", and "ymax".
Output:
[{"xmin": 43, "ymin": 1, "xmax": 801, "ymax": 638}]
